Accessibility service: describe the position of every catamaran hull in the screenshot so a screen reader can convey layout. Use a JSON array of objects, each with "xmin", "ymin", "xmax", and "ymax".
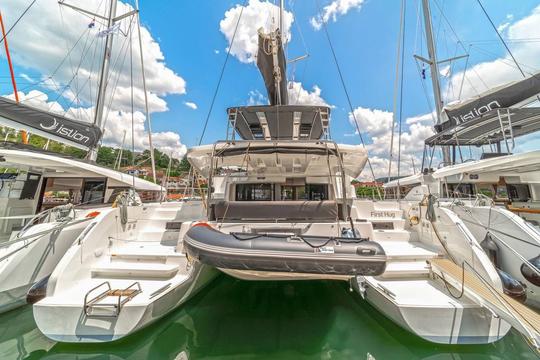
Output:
[
  {"xmin": 357, "ymin": 278, "xmax": 511, "ymax": 344},
  {"xmin": 0, "ymin": 221, "xmax": 88, "ymax": 314},
  {"xmin": 33, "ymin": 264, "xmax": 218, "ymax": 343},
  {"xmin": 184, "ymin": 225, "xmax": 387, "ymax": 280}
]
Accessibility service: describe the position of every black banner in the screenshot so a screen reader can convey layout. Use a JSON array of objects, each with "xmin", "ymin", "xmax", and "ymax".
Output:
[
  {"xmin": 0, "ymin": 96, "xmax": 101, "ymax": 149},
  {"xmin": 439, "ymin": 72, "xmax": 540, "ymax": 132}
]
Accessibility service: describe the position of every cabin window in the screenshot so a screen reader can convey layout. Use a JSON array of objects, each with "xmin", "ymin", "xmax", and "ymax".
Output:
[
  {"xmin": 306, "ymin": 184, "xmax": 328, "ymax": 200},
  {"xmin": 82, "ymin": 180, "xmax": 106, "ymax": 204},
  {"xmin": 447, "ymin": 183, "xmax": 474, "ymax": 198},
  {"xmin": 280, "ymin": 184, "xmax": 328, "ymax": 201},
  {"xmin": 19, "ymin": 173, "xmax": 41, "ymax": 200},
  {"xmin": 477, "ymin": 184, "xmax": 494, "ymax": 198},
  {"xmin": 507, "ymin": 184, "xmax": 530, "ymax": 202},
  {"xmin": 236, "ymin": 183, "xmax": 273, "ymax": 201},
  {"xmin": 495, "ymin": 185, "xmax": 508, "ymax": 200}
]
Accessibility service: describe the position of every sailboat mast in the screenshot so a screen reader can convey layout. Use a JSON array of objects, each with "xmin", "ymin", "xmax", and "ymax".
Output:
[
  {"xmin": 421, "ymin": 0, "xmax": 451, "ymax": 164},
  {"xmin": 421, "ymin": 0, "xmax": 442, "ymax": 123},
  {"xmin": 272, "ymin": 0, "xmax": 285, "ymax": 105},
  {"xmin": 88, "ymin": 0, "xmax": 118, "ymax": 160},
  {"xmin": 279, "ymin": 0, "xmax": 284, "ymax": 34}
]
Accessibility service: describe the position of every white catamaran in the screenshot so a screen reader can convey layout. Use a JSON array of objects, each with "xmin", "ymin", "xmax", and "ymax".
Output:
[
  {"xmin": 0, "ymin": 0, "xmax": 218, "ymax": 342},
  {"xmin": 180, "ymin": 0, "xmax": 540, "ymax": 348}
]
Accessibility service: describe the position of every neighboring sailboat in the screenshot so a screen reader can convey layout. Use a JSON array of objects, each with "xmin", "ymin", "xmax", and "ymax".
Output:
[
  {"xmin": 0, "ymin": 0, "xmax": 153, "ymax": 314},
  {"xmin": 19, "ymin": 1, "xmax": 219, "ymax": 343},
  {"xmin": 382, "ymin": 0, "xmax": 540, "ymax": 310}
]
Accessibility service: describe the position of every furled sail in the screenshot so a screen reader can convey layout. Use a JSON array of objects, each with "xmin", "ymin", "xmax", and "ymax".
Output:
[
  {"xmin": 0, "ymin": 96, "xmax": 102, "ymax": 150},
  {"xmin": 256, "ymin": 28, "xmax": 288, "ymax": 106},
  {"xmin": 437, "ymin": 72, "xmax": 540, "ymax": 132}
]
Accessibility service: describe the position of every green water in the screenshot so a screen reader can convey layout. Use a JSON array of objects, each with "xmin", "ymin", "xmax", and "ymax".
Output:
[{"xmin": 0, "ymin": 275, "xmax": 538, "ymax": 360}]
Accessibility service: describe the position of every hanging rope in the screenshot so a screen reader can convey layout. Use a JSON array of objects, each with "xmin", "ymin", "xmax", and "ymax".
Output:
[
  {"xmin": 396, "ymin": 0, "xmax": 406, "ymax": 199},
  {"xmin": 315, "ymin": 0, "xmax": 379, "ymax": 185},
  {"xmin": 198, "ymin": 0, "xmax": 248, "ymax": 146}
]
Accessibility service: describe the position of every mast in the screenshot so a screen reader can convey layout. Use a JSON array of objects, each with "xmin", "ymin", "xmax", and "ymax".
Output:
[
  {"xmin": 88, "ymin": 0, "xmax": 118, "ymax": 161},
  {"xmin": 421, "ymin": 0, "xmax": 451, "ymax": 164},
  {"xmin": 272, "ymin": 0, "xmax": 285, "ymax": 105},
  {"xmin": 0, "ymin": 11, "xmax": 27, "ymax": 144},
  {"xmin": 279, "ymin": 0, "xmax": 284, "ymax": 34}
]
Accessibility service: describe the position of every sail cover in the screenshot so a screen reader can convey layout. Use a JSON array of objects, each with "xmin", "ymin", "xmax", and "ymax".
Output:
[
  {"xmin": 257, "ymin": 28, "xmax": 288, "ymax": 106},
  {"xmin": 0, "ymin": 96, "xmax": 101, "ymax": 150},
  {"xmin": 438, "ymin": 72, "xmax": 540, "ymax": 132}
]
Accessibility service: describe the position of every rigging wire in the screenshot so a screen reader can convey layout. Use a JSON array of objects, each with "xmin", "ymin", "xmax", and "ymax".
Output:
[
  {"xmin": 314, "ymin": 0, "xmax": 379, "ymax": 187},
  {"xmin": 432, "ymin": 0, "xmax": 489, "ymax": 92},
  {"xmin": 476, "ymin": 0, "xmax": 526, "ymax": 78},
  {"xmin": 396, "ymin": 0, "xmax": 407, "ymax": 194},
  {"xmin": 198, "ymin": 0, "xmax": 248, "ymax": 146},
  {"xmin": 0, "ymin": 0, "xmax": 38, "ymax": 45},
  {"xmin": 387, "ymin": 0, "xmax": 406, "ymax": 185}
]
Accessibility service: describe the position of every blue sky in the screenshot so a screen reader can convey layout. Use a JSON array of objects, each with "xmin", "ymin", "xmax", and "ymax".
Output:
[
  {"xmin": 137, "ymin": 0, "xmax": 540, "ymax": 145},
  {"xmin": 1, "ymin": 0, "xmax": 540, "ymax": 176}
]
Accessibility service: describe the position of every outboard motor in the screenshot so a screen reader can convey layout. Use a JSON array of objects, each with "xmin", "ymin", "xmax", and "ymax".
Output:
[
  {"xmin": 497, "ymin": 269, "xmax": 527, "ymax": 303},
  {"xmin": 521, "ymin": 255, "xmax": 540, "ymax": 287},
  {"xmin": 26, "ymin": 275, "xmax": 50, "ymax": 304}
]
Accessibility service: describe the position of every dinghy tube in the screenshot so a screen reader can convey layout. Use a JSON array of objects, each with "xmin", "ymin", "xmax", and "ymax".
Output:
[{"xmin": 184, "ymin": 224, "xmax": 387, "ymax": 276}]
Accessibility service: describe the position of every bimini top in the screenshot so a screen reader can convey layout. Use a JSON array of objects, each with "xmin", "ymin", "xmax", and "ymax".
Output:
[
  {"xmin": 425, "ymin": 107, "xmax": 540, "ymax": 146},
  {"xmin": 432, "ymin": 150, "xmax": 540, "ymax": 179},
  {"xmin": 187, "ymin": 140, "xmax": 367, "ymax": 178},
  {"xmin": 0, "ymin": 146, "xmax": 164, "ymax": 192},
  {"xmin": 227, "ymin": 105, "xmax": 330, "ymax": 141}
]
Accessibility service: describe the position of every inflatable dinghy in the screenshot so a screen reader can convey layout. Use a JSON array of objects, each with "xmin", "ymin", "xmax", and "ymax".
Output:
[{"xmin": 184, "ymin": 224, "xmax": 387, "ymax": 276}]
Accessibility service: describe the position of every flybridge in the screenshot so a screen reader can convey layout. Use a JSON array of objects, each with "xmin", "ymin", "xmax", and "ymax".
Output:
[
  {"xmin": 227, "ymin": 105, "xmax": 330, "ymax": 141},
  {"xmin": 0, "ymin": 96, "xmax": 102, "ymax": 150}
]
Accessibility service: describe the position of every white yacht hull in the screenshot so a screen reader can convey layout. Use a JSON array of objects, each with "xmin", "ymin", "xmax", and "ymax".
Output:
[
  {"xmin": 0, "ymin": 220, "xmax": 89, "ymax": 313},
  {"xmin": 451, "ymin": 205, "xmax": 540, "ymax": 308},
  {"xmin": 34, "ymin": 202, "xmax": 212, "ymax": 343},
  {"xmin": 359, "ymin": 277, "xmax": 511, "ymax": 344},
  {"xmin": 34, "ymin": 263, "xmax": 217, "ymax": 342}
]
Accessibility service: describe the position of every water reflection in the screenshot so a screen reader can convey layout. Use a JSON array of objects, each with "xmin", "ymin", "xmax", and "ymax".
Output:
[{"xmin": 0, "ymin": 275, "xmax": 537, "ymax": 360}]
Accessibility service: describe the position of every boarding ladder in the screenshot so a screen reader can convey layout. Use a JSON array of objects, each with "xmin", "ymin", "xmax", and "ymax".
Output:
[
  {"xmin": 496, "ymin": 108, "xmax": 515, "ymax": 153},
  {"xmin": 227, "ymin": 107, "xmax": 238, "ymax": 141},
  {"xmin": 84, "ymin": 281, "xmax": 141, "ymax": 317},
  {"xmin": 429, "ymin": 258, "xmax": 540, "ymax": 350}
]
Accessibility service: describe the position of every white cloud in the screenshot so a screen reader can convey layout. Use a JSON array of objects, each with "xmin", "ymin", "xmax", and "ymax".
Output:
[
  {"xmin": 310, "ymin": 0, "xmax": 364, "ymax": 30},
  {"xmin": 214, "ymin": 49, "xmax": 220, "ymax": 54},
  {"xmin": 219, "ymin": 0, "xmax": 294, "ymax": 63},
  {"xmin": 1, "ymin": 0, "xmax": 186, "ymax": 112},
  {"xmin": 348, "ymin": 107, "xmax": 435, "ymax": 179},
  {"xmin": 406, "ymin": 111, "xmax": 435, "ymax": 125},
  {"xmin": 497, "ymin": 14, "xmax": 514, "ymax": 33},
  {"xmin": 443, "ymin": 6, "xmax": 540, "ymax": 103},
  {"xmin": 439, "ymin": 64, "xmax": 451, "ymax": 78},
  {"xmin": 184, "ymin": 101, "xmax": 198, "ymax": 110},
  {"xmin": 288, "ymin": 81, "xmax": 328, "ymax": 106},
  {"xmin": 0, "ymin": 0, "xmax": 188, "ymax": 158},
  {"xmin": 247, "ymin": 89, "xmax": 267, "ymax": 105}
]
